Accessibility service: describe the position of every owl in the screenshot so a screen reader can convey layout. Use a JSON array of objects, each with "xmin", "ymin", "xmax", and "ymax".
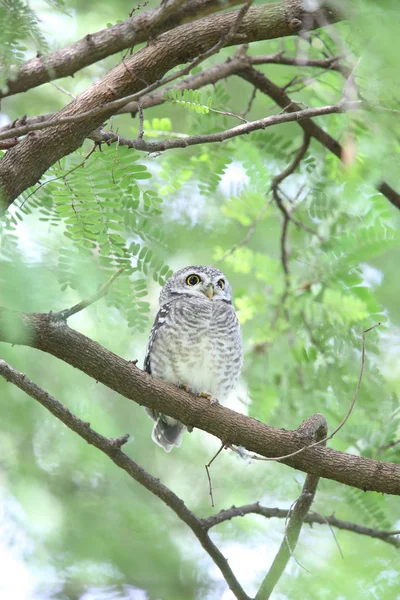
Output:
[{"xmin": 144, "ymin": 265, "xmax": 243, "ymax": 452}]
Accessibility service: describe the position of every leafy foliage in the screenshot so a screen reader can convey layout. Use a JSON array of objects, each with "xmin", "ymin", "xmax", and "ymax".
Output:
[{"xmin": 0, "ymin": 1, "xmax": 400, "ymax": 599}]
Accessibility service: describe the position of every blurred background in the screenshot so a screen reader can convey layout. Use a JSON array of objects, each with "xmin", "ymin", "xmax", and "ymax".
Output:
[{"xmin": 0, "ymin": 0, "xmax": 399, "ymax": 598}]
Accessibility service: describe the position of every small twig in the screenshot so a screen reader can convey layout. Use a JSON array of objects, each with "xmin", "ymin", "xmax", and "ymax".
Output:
[
  {"xmin": 205, "ymin": 443, "xmax": 226, "ymax": 507},
  {"xmin": 110, "ymin": 433, "xmax": 130, "ymax": 448},
  {"xmin": 0, "ymin": 138, "xmax": 19, "ymax": 149},
  {"xmin": 241, "ymin": 85, "xmax": 257, "ymax": 117},
  {"xmin": 19, "ymin": 144, "xmax": 97, "ymax": 208},
  {"xmin": 309, "ymin": 510, "xmax": 344, "ymax": 558},
  {"xmin": 50, "ymin": 81, "xmax": 76, "ymax": 99},
  {"xmin": 245, "ymin": 323, "xmax": 382, "ymax": 463},
  {"xmin": 56, "ymin": 267, "xmax": 125, "ymax": 321},
  {"xmin": 215, "ymin": 198, "xmax": 273, "ymax": 264}
]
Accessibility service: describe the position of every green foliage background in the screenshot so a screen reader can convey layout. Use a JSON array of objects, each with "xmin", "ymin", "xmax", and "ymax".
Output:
[{"xmin": 0, "ymin": 1, "xmax": 399, "ymax": 599}]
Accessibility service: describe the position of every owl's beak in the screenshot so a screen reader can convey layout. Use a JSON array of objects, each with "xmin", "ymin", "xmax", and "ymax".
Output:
[{"xmin": 204, "ymin": 283, "xmax": 214, "ymax": 300}]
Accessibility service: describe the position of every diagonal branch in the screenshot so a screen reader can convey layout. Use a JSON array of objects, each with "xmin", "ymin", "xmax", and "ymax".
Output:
[
  {"xmin": 0, "ymin": 303, "xmax": 399, "ymax": 496},
  {"xmin": 0, "ymin": 359, "xmax": 250, "ymax": 600},
  {"xmin": 0, "ymin": 0, "xmax": 243, "ymax": 100},
  {"xmin": 255, "ymin": 415, "xmax": 327, "ymax": 599},
  {"xmin": 0, "ymin": 99, "xmax": 358, "ymax": 144}
]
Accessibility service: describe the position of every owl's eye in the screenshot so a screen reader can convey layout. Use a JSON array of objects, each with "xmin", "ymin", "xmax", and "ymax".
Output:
[
  {"xmin": 217, "ymin": 279, "xmax": 225, "ymax": 289},
  {"xmin": 186, "ymin": 274, "xmax": 201, "ymax": 286}
]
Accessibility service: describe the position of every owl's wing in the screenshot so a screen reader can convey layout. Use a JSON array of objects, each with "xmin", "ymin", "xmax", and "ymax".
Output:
[
  {"xmin": 143, "ymin": 303, "xmax": 172, "ymax": 422},
  {"xmin": 143, "ymin": 303, "xmax": 171, "ymax": 374}
]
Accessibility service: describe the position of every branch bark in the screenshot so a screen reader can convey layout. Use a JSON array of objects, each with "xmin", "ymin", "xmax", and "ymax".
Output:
[
  {"xmin": 0, "ymin": 1, "xmax": 341, "ymax": 210},
  {"xmin": 0, "ymin": 0, "xmax": 243, "ymax": 100},
  {"xmin": 0, "ymin": 306, "xmax": 399, "ymax": 496}
]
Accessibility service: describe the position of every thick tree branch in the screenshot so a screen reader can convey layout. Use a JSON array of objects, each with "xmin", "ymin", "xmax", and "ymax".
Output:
[
  {"xmin": 201, "ymin": 504, "xmax": 400, "ymax": 549},
  {"xmin": 238, "ymin": 67, "xmax": 400, "ymax": 210},
  {"xmin": 0, "ymin": 306, "xmax": 399, "ymax": 496},
  {"xmin": 0, "ymin": 0, "xmax": 243, "ymax": 100},
  {"xmin": 0, "ymin": 1, "xmax": 341, "ymax": 210},
  {"xmin": 0, "ymin": 359, "xmax": 250, "ymax": 600}
]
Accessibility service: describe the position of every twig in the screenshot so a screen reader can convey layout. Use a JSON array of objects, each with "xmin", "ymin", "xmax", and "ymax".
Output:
[
  {"xmin": 50, "ymin": 81, "xmax": 76, "ymax": 99},
  {"xmin": 215, "ymin": 198, "xmax": 273, "ymax": 264},
  {"xmin": 56, "ymin": 267, "xmax": 125, "ymax": 321},
  {"xmin": 19, "ymin": 144, "xmax": 97, "ymax": 208},
  {"xmin": 0, "ymin": 138, "xmax": 19, "ymax": 149},
  {"xmin": 205, "ymin": 443, "xmax": 226, "ymax": 507},
  {"xmin": 201, "ymin": 504, "xmax": 400, "ymax": 549},
  {"xmin": 241, "ymin": 85, "xmax": 257, "ymax": 117},
  {"xmin": 309, "ymin": 510, "xmax": 344, "ymax": 558},
  {"xmin": 0, "ymin": 360, "xmax": 250, "ymax": 600}
]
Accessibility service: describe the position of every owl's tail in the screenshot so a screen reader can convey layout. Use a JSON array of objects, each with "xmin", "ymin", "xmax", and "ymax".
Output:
[{"xmin": 152, "ymin": 415, "xmax": 186, "ymax": 452}]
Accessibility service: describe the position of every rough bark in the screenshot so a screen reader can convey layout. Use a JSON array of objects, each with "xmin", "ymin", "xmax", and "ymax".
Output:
[{"xmin": 0, "ymin": 0, "xmax": 242, "ymax": 100}]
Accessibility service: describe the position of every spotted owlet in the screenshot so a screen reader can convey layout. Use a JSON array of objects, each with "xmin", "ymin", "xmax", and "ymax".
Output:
[{"xmin": 144, "ymin": 265, "xmax": 243, "ymax": 452}]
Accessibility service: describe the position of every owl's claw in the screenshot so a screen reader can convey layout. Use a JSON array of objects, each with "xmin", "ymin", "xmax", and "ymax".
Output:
[
  {"xmin": 176, "ymin": 381, "xmax": 193, "ymax": 394},
  {"xmin": 197, "ymin": 391, "xmax": 219, "ymax": 405}
]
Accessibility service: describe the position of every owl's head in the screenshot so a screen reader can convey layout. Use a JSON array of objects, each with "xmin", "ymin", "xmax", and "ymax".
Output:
[{"xmin": 160, "ymin": 265, "xmax": 233, "ymax": 306}]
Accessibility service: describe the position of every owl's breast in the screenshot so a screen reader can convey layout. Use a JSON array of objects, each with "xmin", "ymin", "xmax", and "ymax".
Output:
[{"xmin": 148, "ymin": 297, "xmax": 242, "ymax": 401}]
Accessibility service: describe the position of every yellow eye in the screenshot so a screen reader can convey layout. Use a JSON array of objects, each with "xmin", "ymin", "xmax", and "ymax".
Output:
[
  {"xmin": 217, "ymin": 279, "xmax": 225, "ymax": 289},
  {"xmin": 186, "ymin": 274, "xmax": 201, "ymax": 286}
]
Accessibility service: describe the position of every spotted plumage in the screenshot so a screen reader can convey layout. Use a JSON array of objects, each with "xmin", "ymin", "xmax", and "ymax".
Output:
[{"xmin": 144, "ymin": 265, "xmax": 243, "ymax": 452}]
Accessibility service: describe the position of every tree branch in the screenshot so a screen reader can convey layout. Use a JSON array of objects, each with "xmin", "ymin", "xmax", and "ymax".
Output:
[
  {"xmin": 0, "ymin": 359, "xmax": 250, "ymax": 600},
  {"xmin": 0, "ymin": 0, "xmax": 341, "ymax": 209},
  {"xmin": 0, "ymin": 305, "xmax": 399, "ymax": 496},
  {"xmin": 69, "ymin": 101, "xmax": 361, "ymax": 152},
  {"xmin": 255, "ymin": 415, "xmax": 327, "ymax": 599},
  {"xmin": 0, "ymin": 0, "xmax": 243, "ymax": 100},
  {"xmin": 0, "ymin": 50, "xmax": 350, "ymax": 139},
  {"xmin": 201, "ymin": 505, "xmax": 400, "ymax": 549},
  {"xmin": 238, "ymin": 67, "xmax": 400, "ymax": 210}
]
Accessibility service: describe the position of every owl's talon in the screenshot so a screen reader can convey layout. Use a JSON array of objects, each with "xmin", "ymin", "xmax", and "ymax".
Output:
[
  {"xmin": 176, "ymin": 381, "xmax": 193, "ymax": 394},
  {"xmin": 197, "ymin": 391, "xmax": 218, "ymax": 405}
]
